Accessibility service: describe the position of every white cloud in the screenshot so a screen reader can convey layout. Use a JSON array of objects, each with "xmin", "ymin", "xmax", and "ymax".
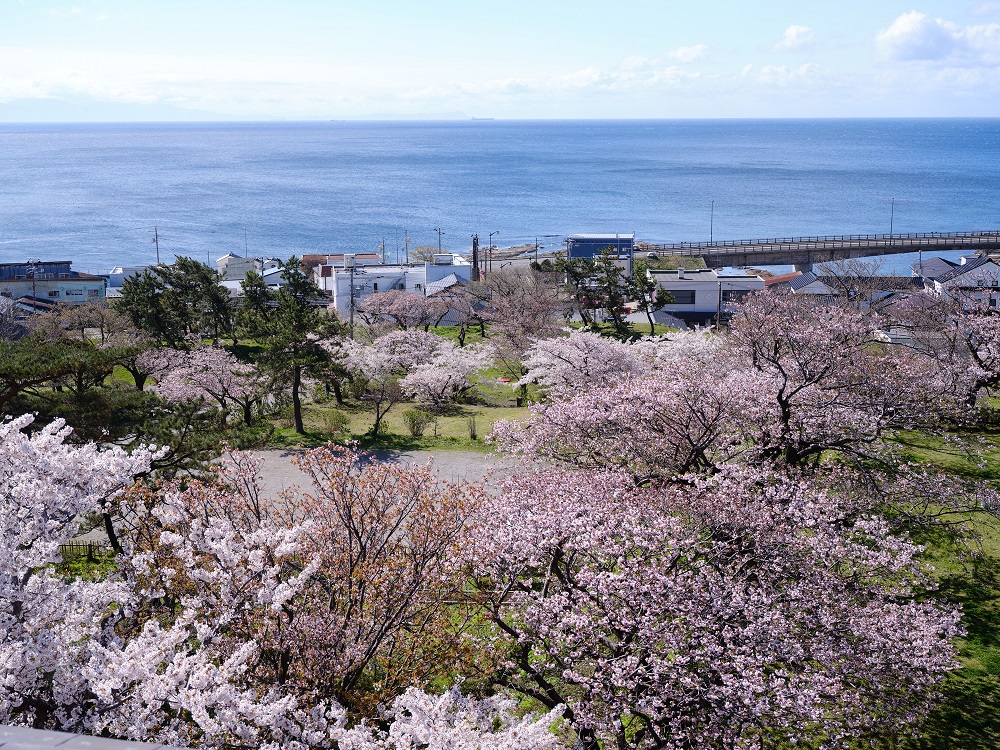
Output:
[
  {"xmin": 667, "ymin": 44, "xmax": 708, "ymax": 63},
  {"xmin": 876, "ymin": 11, "xmax": 1000, "ymax": 64},
  {"xmin": 739, "ymin": 62, "xmax": 826, "ymax": 87},
  {"xmin": 969, "ymin": 2, "xmax": 1000, "ymax": 17},
  {"xmin": 774, "ymin": 25, "xmax": 815, "ymax": 51},
  {"xmin": 622, "ymin": 45, "xmax": 707, "ymax": 71}
]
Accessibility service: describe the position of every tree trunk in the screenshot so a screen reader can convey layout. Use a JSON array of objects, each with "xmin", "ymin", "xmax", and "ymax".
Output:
[
  {"xmin": 332, "ymin": 378, "xmax": 344, "ymax": 405},
  {"xmin": 292, "ymin": 365, "xmax": 305, "ymax": 434},
  {"xmin": 104, "ymin": 512, "xmax": 124, "ymax": 556}
]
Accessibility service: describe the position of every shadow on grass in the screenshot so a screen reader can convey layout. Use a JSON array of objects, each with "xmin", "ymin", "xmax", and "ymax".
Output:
[
  {"xmin": 908, "ymin": 552, "xmax": 1000, "ymax": 748},
  {"xmin": 908, "ymin": 671, "xmax": 1000, "ymax": 749},
  {"xmin": 268, "ymin": 428, "xmax": 490, "ymax": 455}
]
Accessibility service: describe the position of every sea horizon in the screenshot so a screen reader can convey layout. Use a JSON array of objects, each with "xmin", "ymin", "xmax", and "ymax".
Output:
[{"xmin": 2, "ymin": 118, "xmax": 998, "ymax": 276}]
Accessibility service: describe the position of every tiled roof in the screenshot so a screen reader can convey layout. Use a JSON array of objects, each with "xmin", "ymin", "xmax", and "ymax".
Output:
[
  {"xmin": 934, "ymin": 256, "xmax": 990, "ymax": 283},
  {"xmin": 764, "ymin": 271, "xmax": 802, "ymax": 287},
  {"xmin": 425, "ymin": 273, "xmax": 464, "ymax": 296},
  {"xmin": 910, "ymin": 257, "xmax": 957, "ymax": 279},
  {"xmin": 787, "ymin": 271, "xmax": 818, "ymax": 291}
]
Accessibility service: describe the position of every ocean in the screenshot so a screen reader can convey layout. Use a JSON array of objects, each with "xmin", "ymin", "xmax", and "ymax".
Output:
[{"xmin": 0, "ymin": 119, "xmax": 998, "ymax": 275}]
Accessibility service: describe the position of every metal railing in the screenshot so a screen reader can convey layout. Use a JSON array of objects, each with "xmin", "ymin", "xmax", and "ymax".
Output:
[{"xmin": 645, "ymin": 230, "xmax": 1000, "ymax": 253}]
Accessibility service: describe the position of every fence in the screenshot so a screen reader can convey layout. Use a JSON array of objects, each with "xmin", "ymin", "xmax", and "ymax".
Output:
[{"xmin": 58, "ymin": 541, "xmax": 113, "ymax": 561}]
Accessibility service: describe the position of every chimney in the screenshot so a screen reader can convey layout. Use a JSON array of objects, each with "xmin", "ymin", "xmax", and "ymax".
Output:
[{"xmin": 678, "ymin": 268, "xmax": 685, "ymax": 279}]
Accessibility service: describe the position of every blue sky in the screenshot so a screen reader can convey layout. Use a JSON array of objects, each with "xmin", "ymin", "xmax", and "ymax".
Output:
[{"xmin": 1, "ymin": 1, "xmax": 999, "ymax": 120}]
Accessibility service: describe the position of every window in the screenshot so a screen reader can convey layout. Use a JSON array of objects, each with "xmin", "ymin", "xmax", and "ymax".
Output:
[
  {"xmin": 88, "ymin": 289, "xmax": 100, "ymax": 297},
  {"xmin": 65, "ymin": 289, "xmax": 84, "ymax": 297},
  {"xmin": 373, "ymin": 282, "xmax": 378, "ymax": 292},
  {"xmin": 48, "ymin": 290, "xmax": 60, "ymax": 298},
  {"xmin": 669, "ymin": 290, "xmax": 696, "ymax": 305},
  {"xmin": 722, "ymin": 289, "xmax": 752, "ymax": 302}
]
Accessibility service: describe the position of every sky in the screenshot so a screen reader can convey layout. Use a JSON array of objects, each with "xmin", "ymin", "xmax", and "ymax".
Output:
[{"xmin": 1, "ymin": 1, "xmax": 999, "ymax": 120}]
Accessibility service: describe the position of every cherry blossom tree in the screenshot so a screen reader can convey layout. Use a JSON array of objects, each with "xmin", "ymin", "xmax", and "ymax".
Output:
[
  {"xmin": 1, "ymin": 415, "xmax": 559, "ymax": 748},
  {"xmin": 518, "ymin": 329, "xmax": 645, "ymax": 393},
  {"xmin": 493, "ymin": 365, "xmax": 760, "ymax": 480},
  {"xmin": 464, "ymin": 466, "xmax": 962, "ymax": 750},
  {"xmin": 157, "ymin": 346, "xmax": 270, "ymax": 425},
  {"xmin": 724, "ymin": 289, "xmax": 960, "ymax": 468},
  {"xmin": 357, "ymin": 290, "xmax": 449, "ymax": 332},
  {"xmin": 401, "ymin": 341, "xmax": 493, "ymax": 409},
  {"xmin": 340, "ymin": 330, "xmax": 474, "ymax": 432}
]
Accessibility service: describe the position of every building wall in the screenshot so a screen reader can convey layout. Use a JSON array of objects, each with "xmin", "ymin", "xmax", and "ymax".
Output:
[
  {"xmin": 650, "ymin": 271, "xmax": 765, "ymax": 315},
  {"xmin": 0, "ymin": 278, "xmax": 106, "ymax": 303}
]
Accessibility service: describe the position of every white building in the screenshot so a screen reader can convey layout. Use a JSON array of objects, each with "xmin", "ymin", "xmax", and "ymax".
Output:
[
  {"xmin": 315, "ymin": 254, "xmax": 472, "ymax": 317},
  {"xmin": 932, "ymin": 256, "xmax": 1000, "ymax": 305},
  {"xmin": 647, "ymin": 268, "xmax": 766, "ymax": 326},
  {"xmin": 0, "ymin": 261, "xmax": 107, "ymax": 305}
]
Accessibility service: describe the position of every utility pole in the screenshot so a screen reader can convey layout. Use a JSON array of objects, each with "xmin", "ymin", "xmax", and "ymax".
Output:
[
  {"xmin": 471, "ymin": 234, "xmax": 480, "ymax": 282},
  {"xmin": 434, "ymin": 227, "xmax": 444, "ymax": 253},
  {"xmin": 27, "ymin": 258, "xmax": 39, "ymax": 314},
  {"xmin": 535, "ymin": 237, "xmax": 539, "ymax": 263},
  {"xmin": 404, "ymin": 229, "xmax": 410, "ymax": 264},
  {"xmin": 244, "ymin": 226, "xmax": 249, "ymax": 256},
  {"xmin": 381, "ymin": 237, "xmax": 386, "ymax": 262},
  {"xmin": 488, "ymin": 230, "xmax": 499, "ymax": 274},
  {"xmin": 890, "ymin": 197, "xmax": 896, "ymax": 236},
  {"xmin": 152, "ymin": 226, "xmax": 161, "ymax": 264},
  {"xmin": 716, "ymin": 279, "xmax": 723, "ymax": 333},
  {"xmin": 710, "ymin": 200, "xmax": 715, "ymax": 245},
  {"xmin": 346, "ymin": 254, "xmax": 356, "ymax": 340}
]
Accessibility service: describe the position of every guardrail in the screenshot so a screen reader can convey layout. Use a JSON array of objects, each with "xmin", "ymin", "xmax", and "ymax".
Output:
[{"xmin": 645, "ymin": 230, "xmax": 1000, "ymax": 252}]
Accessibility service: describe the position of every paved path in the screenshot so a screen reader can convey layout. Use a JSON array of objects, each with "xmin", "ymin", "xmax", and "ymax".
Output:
[{"xmin": 250, "ymin": 447, "xmax": 514, "ymax": 500}]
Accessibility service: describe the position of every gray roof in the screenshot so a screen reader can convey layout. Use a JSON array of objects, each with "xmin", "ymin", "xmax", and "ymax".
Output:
[
  {"xmin": 935, "ymin": 256, "xmax": 990, "ymax": 283},
  {"xmin": 910, "ymin": 257, "xmax": 957, "ymax": 279},
  {"xmin": 424, "ymin": 273, "xmax": 464, "ymax": 297}
]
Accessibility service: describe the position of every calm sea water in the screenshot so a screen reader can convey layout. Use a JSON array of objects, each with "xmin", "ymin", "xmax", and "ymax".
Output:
[{"xmin": 0, "ymin": 119, "xmax": 998, "ymax": 275}]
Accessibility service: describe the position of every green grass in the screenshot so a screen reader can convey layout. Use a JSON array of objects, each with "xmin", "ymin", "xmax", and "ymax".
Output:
[
  {"xmin": 892, "ymin": 428, "xmax": 1000, "ymax": 481},
  {"xmin": 269, "ymin": 399, "xmax": 530, "ymax": 452},
  {"xmin": 905, "ymin": 521, "xmax": 1000, "ymax": 748},
  {"xmin": 884, "ymin": 424, "xmax": 1000, "ymax": 748}
]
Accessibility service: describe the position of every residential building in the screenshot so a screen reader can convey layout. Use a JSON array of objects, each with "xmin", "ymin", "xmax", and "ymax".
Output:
[
  {"xmin": 315, "ymin": 254, "xmax": 472, "ymax": 317},
  {"xmin": 932, "ymin": 255, "xmax": 1000, "ymax": 307},
  {"xmin": 765, "ymin": 270, "xmax": 836, "ymax": 297},
  {"xmin": 0, "ymin": 261, "xmax": 106, "ymax": 305},
  {"xmin": 648, "ymin": 268, "xmax": 766, "ymax": 325}
]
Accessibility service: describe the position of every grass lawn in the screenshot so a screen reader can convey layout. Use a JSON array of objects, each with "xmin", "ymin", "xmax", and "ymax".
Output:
[
  {"xmin": 269, "ymin": 399, "xmax": 530, "ymax": 452},
  {"xmin": 889, "ymin": 427, "xmax": 1000, "ymax": 747}
]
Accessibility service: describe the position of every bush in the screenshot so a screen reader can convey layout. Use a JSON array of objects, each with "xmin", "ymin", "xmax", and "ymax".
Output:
[
  {"xmin": 403, "ymin": 409, "xmax": 437, "ymax": 437},
  {"xmin": 320, "ymin": 410, "xmax": 351, "ymax": 436}
]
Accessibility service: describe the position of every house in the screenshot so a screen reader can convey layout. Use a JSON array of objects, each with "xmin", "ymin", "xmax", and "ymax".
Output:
[
  {"xmin": 925, "ymin": 255, "xmax": 1000, "ymax": 310},
  {"xmin": 648, "ymin": 268, "xmax": 766, "ymax": 326},
  {"xmin": 315, "ymin": 254, "xmax": 473, "ymax": 317},
  {"xmin": 0, "ymin": 261, "xmax": 106, "ymax": 305},
  {"xmin": 911, "ymin": 257, "xmax": 957, "ymax": 283},
  {"xmin": 765, "ymin": 270, "xmax": 836, "ymax": 297}
]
